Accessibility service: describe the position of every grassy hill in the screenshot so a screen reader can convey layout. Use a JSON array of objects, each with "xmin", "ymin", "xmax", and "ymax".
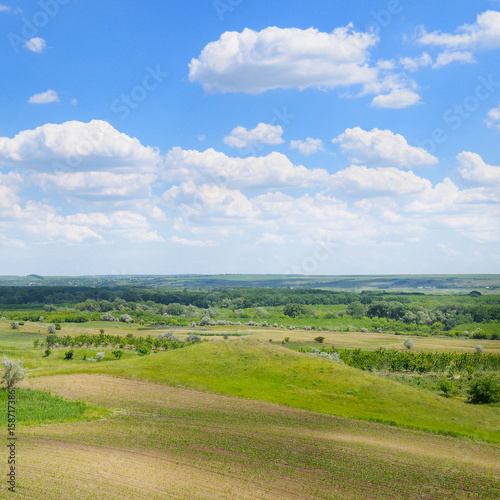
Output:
[{"xmin": 38, "ymin": 340, "xmax": 500, "ymax": 443}]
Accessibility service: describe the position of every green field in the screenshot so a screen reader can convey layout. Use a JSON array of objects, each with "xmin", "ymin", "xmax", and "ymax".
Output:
[{"xmin": 1, "ymin": 283, "xmax": 500, "ymax": 499}]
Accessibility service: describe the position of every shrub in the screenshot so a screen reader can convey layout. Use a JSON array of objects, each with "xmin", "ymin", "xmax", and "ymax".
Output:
[
  {"xmin": 95, "ymin": 352, "xmax": 105, "ymax": 362},
  {"xmin": 468, "ymin": 376, "xmax": 500, "ymax": 404},
  {"xmin": 10, "ymin": 322, "xmax": 19, "ymax": 330},
  {"xmin": 137, "ymin": 346, "xmax": 150, "ymax": 356},
  {"xmin": 119, "ymin": 314, "xmax": 133, "ymax": 324},
  {"xmin": 255, "ymin": 307, "xmax": 268, "ymax": 316},
  {"xmin": 46, "ymin": 334, "xmax": 59, "ymax": 348},
  {"xmin": 55, "ymin": 323, "xmax": 62, "ymax": 331},
  {"xmin": 33, "ymin": 339, "xmax": 40, "ymax": 349},
  {"xmin": 314, "ymin": 336, "xmax": 325, "ymax": 344},
  {"xmin": 100, "ymin": 312, "xmax": 117, "ymax": 322},
  {"xmin": 100, "ymin": 329, "xmax": 105, "ymax": 334},
  {"xmin": 199, "ymin": 316, "xmax": 215, "ymax": 326},
  {"xmin": 403, "ymin": 339, "xmax": 414, "ymax": 350},
  {"xmin": 1, "ymin": 356, "xmax": 28, "ymax": 389},
  {"xmin": 186, "ymin": 334, "xmax": 201, "ymax": 343},
  {"xmin": 47, "ymin": 324, "xmax": 57, "ymax": 334},
  {"xmin": 475, "ymin": 345, "xmax": 484, "ymax": 354},
  {"xmin": 44, "ymin": 349, "xmax": 51, "ymax": 357},
  {"xmin": 112, "ymin": 350, "xmax": 124, "ymax": 359},
  {"xmin": 38, "ymin": 316, "xmax": 45, "ymax": 322},
  {"xmin": 64, "ymin": 350, "xmax": 74, "ymax": 360},
  {"xmin": 223, "ymin": 334, "xmax": 229, "ymax": 340},
  {"xmin": 284, "ymin": 337, "xmax": 290, "ymax": 343},
  {"xmin": 158, "ymin": 331, "xmax": 180, "ymax": 342},
  {"xmin": 437, "ymin": 378, "xmax": 454, "ymax": 397}
]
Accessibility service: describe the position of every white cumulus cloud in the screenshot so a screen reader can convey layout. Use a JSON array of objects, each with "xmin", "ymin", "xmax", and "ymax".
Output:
[
  {"xmin": 371, "ymin": 89, "xmax": 421, "ymax": 109},
  {"xmin": 290, "ymin": 138, "xmax": 324, "ymax": 155},
  {"xmin": 0, "ymin": 120, "xmax": 161, "ymax": 172},
  {"xmin": 333, "ymin": 127, "xmax": 438, "ymax": 169},
  {"xmin": 455, "ymin": 151, "xmax": 500, "ymax": 186},
  {"xmin": 224, "ymin": 123, "xmax": 284, "ymax": 149},
  {"xmin": 433, "ymin": 50, "xmax": 476, "ymax": 68},
  {"xmin": 189, "ymin": 25, "xmax": 379, "ymax": 94},
  {"xmin": 485, "ymin": 103, "xmax": 500, "ymax": 129},
  {"xmin": 330, "ymin": 165, "xmax": 431, "ymax": 196},
  {"xmin": 162, "ymin": 147, "xmax": 330, "ymax": 190},
  {"xmin": 417, "ymin": 10, "xmax": 500, "ymax": 51},
  {"xmin": 28, "ymin": 89, "xmax": 59, "ymax": 104},
  {"xmin": 399, "ymin": 53, "xmax": 433, "ymax": 72}
]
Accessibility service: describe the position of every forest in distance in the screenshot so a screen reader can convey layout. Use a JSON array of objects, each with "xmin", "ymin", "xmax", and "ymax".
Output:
[{"xmin": 1, "ymin": 273, "xmax": 499, "ymax": 291}]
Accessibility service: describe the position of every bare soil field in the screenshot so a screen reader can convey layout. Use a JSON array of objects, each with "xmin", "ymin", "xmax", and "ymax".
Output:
[{"xmin": 7, "ymin": 374, "xmax": 499, "ymax": 499}]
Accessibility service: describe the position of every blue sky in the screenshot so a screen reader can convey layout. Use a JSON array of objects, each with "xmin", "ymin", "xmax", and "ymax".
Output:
[{"xmin": 0, "ymin": 0, "xmax": 499, "ymax": 275}]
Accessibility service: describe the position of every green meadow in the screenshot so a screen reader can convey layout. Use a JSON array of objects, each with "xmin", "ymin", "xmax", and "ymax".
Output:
[{"xmin": 1, "ymin": 283, "xmax": 499, "ymax": 498}]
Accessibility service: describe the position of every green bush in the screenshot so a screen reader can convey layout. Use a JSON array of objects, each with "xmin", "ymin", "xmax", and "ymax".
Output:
[
  {"xmin": 45, "ymin": 334, "xmax": 59, "ymax": 348},
  {"xmin": 43, "ymin": 349, "xmax": 51, "ymax": 357},
  {"xmin": 314, "ymin": 336, "xmax": 325, "ymax": 343},
  {"xmin": 467, "ymin": 376, "xmax": 500, "ymax": 404},
  {"xmin": 64, "ymin": 350, "xmax": 74, "ymax": 360},
  {"xmin": 137, "ymin": 345, "xmax": 150, "ymax": 356},
  {"xmin": 112, "ymin": 350, "xmax": 124, "ymax": 359}
]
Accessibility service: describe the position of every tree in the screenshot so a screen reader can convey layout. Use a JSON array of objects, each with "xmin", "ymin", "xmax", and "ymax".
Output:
[
  {"xmin": 346, "ymin": 301, "xmax": 367, "ymax": 319},
  {"xmin": 47, "ymin": 324, "xmax": 56, "ymax": 334},
  {"xmin": 46, "ymin": 334, "xmax": 59, "ymax": 348},
  {"xmin": 468, "ymin": 376, "xmax": 500, "ymax": 404},
  {"xmin": 283, "ymin": 303, "xmax": 307, "ymax": 318},
  {"xmin": 166, "ymin": 303, "xmax": 185, "ymax": 316},
  {"xmin": 1, "ymin": 356, "xmax": 27, "ymax": 390},
  {"xmin": 119, "ymin": 314, "xmax": 133, "ymax": 323}
]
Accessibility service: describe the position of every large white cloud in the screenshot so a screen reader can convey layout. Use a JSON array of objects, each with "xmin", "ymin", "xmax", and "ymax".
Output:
[
  {"xmin": 224, "ymin": 123, "xmax": 284, "ymax": 149},
  {"xmin": 455, "ymin": 151, "xmax": 500, "ymax": 186},
  {"xmin": 333, "ymin": 127, "xmax": 438, "ymax": 169},
  {"xmin": 417, "ymin": 10, "xmax": 500, "ymax": 51},
  {"xmin": 162, "ymin": 147, "xmax": 331, "ymax": 189},
  {"xmin": 0, "ymin": 120, "xmax": 161, "ymax": 172},
  {"xmin": 330, "ymin": 165, "xmax": 431, "ymax": 196},
  {"xmin": 163, "ymin": 181, "xmax": 257, "ymax": 219},
  {"xmin": 35, "ymin": 172, "xmax": 157, "ymax": 199},
  {"xmin": 189, "ymin": 26, "xmax": 379, "ymax": 94}
]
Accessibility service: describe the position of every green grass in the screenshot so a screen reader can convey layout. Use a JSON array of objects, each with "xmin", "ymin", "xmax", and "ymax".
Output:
[
  {"xmin": 0, "ymin": 388, "xmax": 106, "ymax": 425},
  {"xmin": 32, "ymin": 339, "xmax": 500, "ymax": 443}
]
